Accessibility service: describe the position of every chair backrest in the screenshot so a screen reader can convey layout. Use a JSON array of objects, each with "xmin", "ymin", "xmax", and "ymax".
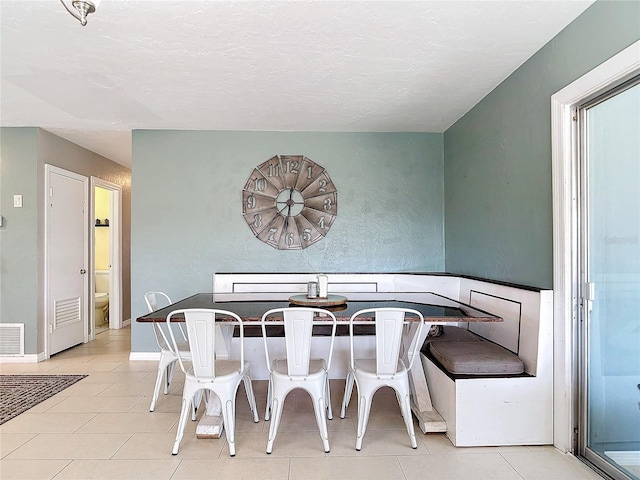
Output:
[
  {"xmin": 349, "ymin": 308, "xmax": 424, "ymax": 377},
  {"xmin": 167, "ymin": 308, "xmax": 244, "ymax": 379},
  {"xmin": 261, "ymin": 307, "xmax": 337, "ymax": 377},
  {"xmin": 144, "ymin": 291, "xmax": 172, "ymax": 313},
  {"xmin": 144, "ymin": 291, "xmax": 175, "ymax": 350}
]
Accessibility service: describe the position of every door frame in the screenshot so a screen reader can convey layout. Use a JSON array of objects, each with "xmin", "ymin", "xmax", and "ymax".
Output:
[
  {"xmin": 551, "ymin": 40, "xmax": 640, "ymax": 454},
  {"xmin": 44, "ymin": 164, "xmax": 89, "ymax": 358},
  {"xmin": 89, "ymin": 177, "xmax": 123, "ymax": 340}
]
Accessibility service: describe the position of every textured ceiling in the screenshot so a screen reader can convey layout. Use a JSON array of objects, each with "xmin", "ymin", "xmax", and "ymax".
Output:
[{"xmin": 0, "ymin": 1, "xmax": 594, "ymax": 167}]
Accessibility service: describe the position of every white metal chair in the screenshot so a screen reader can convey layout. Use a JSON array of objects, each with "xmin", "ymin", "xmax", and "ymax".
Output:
[
  {"xmin": 340, "ymin": 308, "xmax": 424, "ymax": 451},
  {"xmin": 144, "ymin": 292, "xmax": 191, "ymax": 412},
  {"xmin": 261, "ymin": 307, "xmax": 337, "ymax": 453},
  {"xmin": 168, "ymin": 308, "xmax": 259, "ymax": 456}
]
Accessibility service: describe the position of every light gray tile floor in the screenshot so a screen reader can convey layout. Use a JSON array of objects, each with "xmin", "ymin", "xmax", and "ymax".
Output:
[{"xmin": 0, "ymin": 327, "xmax": 605, "ymax": 480}]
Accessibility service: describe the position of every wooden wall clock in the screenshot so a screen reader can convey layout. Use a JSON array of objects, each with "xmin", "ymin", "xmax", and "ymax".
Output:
[{"xmin": 242, "ymin": 155, "xmax": 338, "ymax": 250}]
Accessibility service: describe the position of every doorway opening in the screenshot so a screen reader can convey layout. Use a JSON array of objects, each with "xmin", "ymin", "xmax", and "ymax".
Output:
[
  {"xmin": 93, "ymin": 186, "xmax": 111, "ymax": 334},
  {"xmin": 90, "ymin": 177, "xmax": 123, "ymax": 340}
]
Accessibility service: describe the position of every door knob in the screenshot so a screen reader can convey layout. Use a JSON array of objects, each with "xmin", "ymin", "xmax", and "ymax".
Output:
[{"xmin": 80, "ymin": 269, "xmax": 87, "ymax": 274}]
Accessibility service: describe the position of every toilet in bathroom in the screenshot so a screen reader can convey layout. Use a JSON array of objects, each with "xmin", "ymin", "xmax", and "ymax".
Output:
[{"xmin": 95, "ymin": 269, "xmax": 110, "ymax": 327}]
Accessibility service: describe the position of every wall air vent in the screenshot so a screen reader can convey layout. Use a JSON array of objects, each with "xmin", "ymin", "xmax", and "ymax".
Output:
[{"xmin": 0, "ymin": 323, "xmax": 25, "ymax": 356}]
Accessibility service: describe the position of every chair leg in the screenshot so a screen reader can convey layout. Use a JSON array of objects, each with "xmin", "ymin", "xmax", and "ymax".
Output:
[
  {"xmin": 398, "ymin": 388, "xmax": 418, "ymax": 449},
  {"xmin": 355, "ymin": 381, "xmax": 375, "ymax": 451},
  {"xmin": 265, "ymin": 383, "xmax": 286, "ymax": 454},
  {"xmin": 165, "ymin": 362, "xmax": 175, "ymax": 394},
  {"xmin": 221, "ymin": 396, "xmax": 237, "ymax": 457},
  {"xmin": 150, "ymin": 369, "xmax": 164, "ymax": 412},
  {"xmin": 325, "ymin": 376, "xmax": 333, "ymax": 420},
  {"xmin": 312, "ymin": 386, "xmax": 331, "ymax": 453},
  {"xmin": 242, "ymin": 373, "xmax": 260, "ymax": 423},
  {"xmin": 340, "ymin": 370, "xmax": 354, "ymax": 419},
  {"xmin": 172, "ymin": 393, "xmax": 193, "ymax": 455},
  {"xmin": 191, "ymin": 391, "xmax": 203, "ymax": 421},
  {"xmin": 264, "ymin": 377, "xmax": 273, "ymax": 421},
  {"xmin": 150, "ymin": 355, "xmax": 176, "ymax": 412}
]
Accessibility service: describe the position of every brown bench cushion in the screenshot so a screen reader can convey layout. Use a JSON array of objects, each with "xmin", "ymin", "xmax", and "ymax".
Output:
[
  {"xmin": 429, "ymin": 340, "xmax": 524, "ymax": 375},
  {"xmin": 420, "ymin": 325, "xmax": 484, "ymax": 354}
]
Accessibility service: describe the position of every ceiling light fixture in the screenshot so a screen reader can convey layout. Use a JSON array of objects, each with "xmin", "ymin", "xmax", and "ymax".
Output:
[{"xmin": 59, "ymin": 0, "xmax": 100, "ymax": 26}]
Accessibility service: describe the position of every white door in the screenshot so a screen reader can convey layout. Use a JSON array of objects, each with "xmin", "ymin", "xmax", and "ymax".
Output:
[{"xmin": 46, "ymin": 165, "xmax": 88, "ymax": 355}]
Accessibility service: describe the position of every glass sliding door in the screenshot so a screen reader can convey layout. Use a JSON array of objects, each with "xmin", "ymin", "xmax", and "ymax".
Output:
[{"xmin": 578, "ymin": 79, "xmax": 640, "ymax": 480}]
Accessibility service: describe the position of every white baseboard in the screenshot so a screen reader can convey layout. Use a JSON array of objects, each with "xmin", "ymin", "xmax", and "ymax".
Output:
[
  {"xmin": 122, "ymin": 318, "xmax": 131, "ymax": 327},
  {"xmin": 129, "ymin": 351, "xmax": 161, "ymax": 361},
  {"xmin": 0, "ymin": 353, "xmax": 47, "ymax": 363}
]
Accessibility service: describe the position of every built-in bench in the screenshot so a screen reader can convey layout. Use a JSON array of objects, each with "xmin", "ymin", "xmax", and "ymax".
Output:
[
  {"xmin": 213, "ymin": 273, "xmax": 553, "ymax": 447},
  {"xmin": 419, "ymin": 279, "xmax": 553, "ymax": 446}
]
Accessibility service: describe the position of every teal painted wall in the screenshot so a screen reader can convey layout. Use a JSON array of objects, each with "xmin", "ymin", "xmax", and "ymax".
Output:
[
  {"xmin": 444, "ymin": 0, "xmax": 640, "ymax": 289},
  {"xmin": 0, "ymin": 128, "xmax": 131, "ymax": 355},
  {"xmin": 0, "ymin": 128, "xmax": 40, "ymax": 353},
  {"xmin": 131, "ymin": 131, "xmax": 444, "ymax": 351}
]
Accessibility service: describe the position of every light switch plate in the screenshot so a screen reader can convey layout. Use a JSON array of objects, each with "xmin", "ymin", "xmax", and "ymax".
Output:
[{"xmin": 13, "ymin": 195, "xmax": 23, "ymax": 208}]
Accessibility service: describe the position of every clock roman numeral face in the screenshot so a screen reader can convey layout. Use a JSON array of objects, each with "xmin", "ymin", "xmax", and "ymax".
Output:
[{"xmin": 242, "ymin": 155, "xmax": 338, "ymax": 250}]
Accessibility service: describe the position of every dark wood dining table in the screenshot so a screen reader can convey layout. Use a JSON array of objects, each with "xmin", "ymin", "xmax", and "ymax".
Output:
[
  {"xmin": 137, "ymin": 292, "xmax": 501, "ymax": 323},
  {"xmin": 136, "ymin": 292, "xmax": 502, "ymax": 436}
]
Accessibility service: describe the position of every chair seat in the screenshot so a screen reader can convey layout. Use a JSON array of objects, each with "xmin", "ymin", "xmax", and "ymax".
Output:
[
  {"xmin": 186, "ymin": 359, "xmax": 244, "ymax": 381},
  {"xmin": 352, "ymin": 358, "xmax": 407, "ymax": 379},
  {"xmin": 162, "ymin": 340, "xmax": 190, "ymax": 358},
  {"xmin": 159, "ymin": 339, "xmax": 190, "ymax": 355},
  {"xmin": 271, "ymin": 358, "xmax": 327, "ymax": 379}
]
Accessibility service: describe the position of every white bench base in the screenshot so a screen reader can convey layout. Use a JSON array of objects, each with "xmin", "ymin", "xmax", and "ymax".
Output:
[{"xmin": 422, "ymin": 354, "xmax": 552, "ymax": 446}]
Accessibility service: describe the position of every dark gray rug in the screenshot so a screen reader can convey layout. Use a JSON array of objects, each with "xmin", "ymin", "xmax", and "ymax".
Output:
[{"xmin": 0, "ymin": 374, "xmax": 87, "ymax": 424}]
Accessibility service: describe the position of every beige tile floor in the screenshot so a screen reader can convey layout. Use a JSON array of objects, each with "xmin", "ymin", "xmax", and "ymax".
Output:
[{"xmin": 1, "ymin": 327, "xmax": 604, "ymax": 480}]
